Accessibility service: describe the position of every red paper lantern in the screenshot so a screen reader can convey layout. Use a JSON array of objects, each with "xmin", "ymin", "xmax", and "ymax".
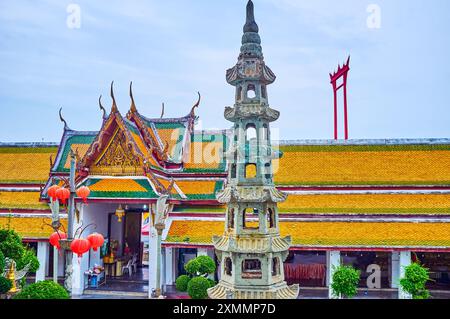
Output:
[
  {"xmin": 47, "ymin": 185, "xmax": 61, "ymax": 201},
  {"xmin": 49, "ymin": 231, "xmax": 67, "ymax": 250},
  {"xmin": 56, "ymin": 187, "xmax": 70, "ymax": 204},
  {"xmin": 87, "ymin": 233, "xmax": 104, "ymax": 252},
  {"xmin": 76, "ymin": 186, "xmax": 90, "ymax": 204},
  {"xmin": 70, "ymin": 238, "xmax": 91, "ymax": 258}
]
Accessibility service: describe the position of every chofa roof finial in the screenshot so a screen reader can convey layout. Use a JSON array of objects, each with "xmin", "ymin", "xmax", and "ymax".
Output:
[
  {"xmin": 190, "ymin": 91, "xmax": 201, "ymax": 116},
  {"xmin": 98, "ymin": 95, "xmax": 107, "ymax": 120},
  {"xmin": 160, "ymin": 102, "xmax": 165, "ymax": 119},
  {"xmin": 59, "ymin": 107, "xmax": 70, "ymax": 130},
  {"xmin": 129, "ymin": 81, "xmax": 137, "ymax": 113},
  {"xmin": 110, "ymin": 81, "xmax": 118, "ymax": 113}
]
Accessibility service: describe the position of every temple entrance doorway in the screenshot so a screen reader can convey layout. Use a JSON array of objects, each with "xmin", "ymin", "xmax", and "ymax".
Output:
[{"xmin": 83, "ymin": 207, "xmax": 149, "ymax": 297}]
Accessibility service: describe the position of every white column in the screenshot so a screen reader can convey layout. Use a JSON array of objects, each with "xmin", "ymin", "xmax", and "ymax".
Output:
[
  {"xmin": 70, "ymin": 204, "xmax": 84, "ymax": 296},
  {"xmin": 35, "ymin": 242, "xmax": 48, "ymax": 282},
  {"xmin": 399, "ymin": 251, "xmax": 412, "ymax": 299},
  {"xmin": 71, "ymin": 253, "xmax": 83, "ymax": 295},
  {"xmin": 391, "ymin": 252, "xmax": 400, "ymax": 288},
  {"xmin": 327, "ymin": 251, "xmax": 341, "ymax": 299},
  {"xmin": 164, "ymin": 247, "xmax": 174, "ymax": 285},
  {"xmin": 148, "ymin": 227, "xmax": 158, "ymax": 298},
  {"xmin": 197, "ymin": 248, "xmax": 208, "ymax": 256}
]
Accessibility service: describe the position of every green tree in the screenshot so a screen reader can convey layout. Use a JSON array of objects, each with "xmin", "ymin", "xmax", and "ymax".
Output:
[
  {"xmin": 0, "ymin": 250, "xmax": 5, "ymax": 273},
  {"xmin": 16, "ymin": 248, "xmax": 40, "ymax": 273},
  {"xmin": 0, "ymin": 229, "xmax": 24, "ymax": 261},
  {"xmin": 184, "ymin": 258, "xmax": 201, "ymax": 276},
  {"xmin": 196, "ymin": 255, "xmax": 216, "ymax": 276},
  {"xmin": 0, "ymin": 229, "xmax": 40, "ymax": 277},
  {"xmin": 331, "ymin": 265, "xmax": 361, "ymax": 299},
  {"xmin": 400, "ymin": 262, "xmax": 430, "ymax": 299},
  {"xmin": 176, "ymin": 255, "xmax": 217, "ymax": 299},
  {"xmin": 187, "ymin": 276, "xmax": 210, "ymax": 299},
  {"xmin": 0, "ymin": 277, "xmax": 12, "ymax": 294},
  {"xmin": 175, "ymin": 275, "xmax": 190, "ymax": 292},
  {"xmin": 13, "ymin": 281, "xmax": 69, "ymax": 299}
]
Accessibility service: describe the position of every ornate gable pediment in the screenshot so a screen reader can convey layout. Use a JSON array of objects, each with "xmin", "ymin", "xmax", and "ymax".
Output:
[{"xmin": 80, "ymin": 112, "xmax": 145, "ymax": 176}]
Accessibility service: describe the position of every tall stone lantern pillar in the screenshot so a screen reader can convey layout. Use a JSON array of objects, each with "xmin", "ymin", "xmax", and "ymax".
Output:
[{"xmin": 207, "ymin": 0, "xmax": 299, "ymax": 299}]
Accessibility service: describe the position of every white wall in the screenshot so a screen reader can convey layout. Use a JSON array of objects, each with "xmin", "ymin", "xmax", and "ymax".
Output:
[{"xmin": 71, "ymin": 202, "xmax": 115, "ymax": 294}]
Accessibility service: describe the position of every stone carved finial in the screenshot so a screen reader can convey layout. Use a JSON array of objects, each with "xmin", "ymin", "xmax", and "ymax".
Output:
[{"xmin": 244, "ymin": 0, "xmax": 258, "ymax": 33}]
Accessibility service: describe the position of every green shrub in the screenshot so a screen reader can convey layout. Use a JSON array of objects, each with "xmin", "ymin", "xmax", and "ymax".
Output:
[
  {"xmin": 207, "ymin": 278, "xmax": 216, "ymax": 288},
  {"xmin": 184, "ymin": 258, "xmax": 201, "ymax": 276},
  {"xmin": 400, "ymin": 263, "xmax": 430, "ymax": 299},
  {"xmin": 16, "ymin": 249, "xmax": 40, "ymax": 273},
  {"xmin": 175, "ymin": 275, "xmax": 190, "ymax": 292},
  {"xmin": 0, "ymin": 276, "xmax": 12, "ymax": 294},
  {"xmin": 196, "ymin": 255, "xmax": 216, "ymax": 275},
  {"xmin": 0, "ymin": 250, "xmax": 5, "ymax": 273},
  {"xmin": 187, "ymin": 276, "xmax": 210, "ymax": 299},
  {"xmin": 331, "ymin": 265, "xmax": 361, "ymax": 299},
  {"xmin": 0, "ymin": 229, "xmax": 25, "ymax": 261},
  {"xmin": 13, "ymin": 281, "xmax": 69, "ymax": 299}
]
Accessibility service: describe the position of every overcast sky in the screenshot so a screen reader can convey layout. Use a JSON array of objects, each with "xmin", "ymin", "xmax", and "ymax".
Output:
[{"xmin": 1, "ymin": 0, "xmax": 449, "ymax": 142}]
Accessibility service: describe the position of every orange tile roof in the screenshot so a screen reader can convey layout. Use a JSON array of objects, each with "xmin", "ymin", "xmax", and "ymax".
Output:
[
  {"xmin": 184, "ymin": 140, "xmax": 225, "ymax": 172},
  {"xmin": 279, "ymin": 193, "xmax": 450, "ymax": 214},
  {"xmin": 0, "ymin": 191, "xmax": 48, "ymax": 210},
  {"xmin": 274, "ymin": 145, "xmax": 450, "ymax": 186},
  {"xmin": 165, "ymin": 220, "xmax": 450, "ymax": 248},
  {"xmin": 63, "ymin": 144, "xmax": 90, "ymax": 169},
  {"xmin": 88, "ymin": 179, "xmax": 148, "ymax": 192},
  {"xmin": 175, "ymin": 180, "xmax": 218, "ymax": 195},
  {"xmin": 157, "ymin": 128, "xmax": 182, "ymax": 159},
  {"xmin": 0, "ymin": 216, "xmax": 68, "ymax": 238},
  {"xmin": 0, "ymin": 147, "xmax": 57, "ymax": 184}
]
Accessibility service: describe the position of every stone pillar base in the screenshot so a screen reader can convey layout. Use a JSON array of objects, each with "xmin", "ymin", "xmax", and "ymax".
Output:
[{"xmin": 208, "ymin": 281, "xmax": 299, "ymax": 299}]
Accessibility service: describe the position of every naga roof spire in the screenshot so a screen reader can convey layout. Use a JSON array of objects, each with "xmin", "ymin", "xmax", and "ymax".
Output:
[
  {"xmin": 129, "ymin": 81, "xmax": 137, "ymax": 113},
  {"xmin": 98, "ymin": 95, "xmax": 107, "ymax": 120},
  {"xmin": 110, "ymin": 81, "xmax": 118, "ymax": 113}
]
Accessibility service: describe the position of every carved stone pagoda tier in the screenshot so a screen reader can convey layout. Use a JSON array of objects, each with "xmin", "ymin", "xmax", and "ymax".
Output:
[{"xmin": 208, "ymin": 0, "xmax": 299, "ymax": 299}]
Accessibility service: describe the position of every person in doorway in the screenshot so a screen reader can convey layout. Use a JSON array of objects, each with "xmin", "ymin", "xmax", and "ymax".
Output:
[{"xmin": 124, "ymin": 241, "xmax": 132, "ymax": 258}]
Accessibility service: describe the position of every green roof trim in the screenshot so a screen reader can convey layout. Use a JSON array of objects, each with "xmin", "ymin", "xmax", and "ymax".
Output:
[
  {"xmin": 81, "ymin": 178, "xmax": 158, "ymax": 199},
  {"xmin": 154, "ymin": 122, "xmax": 186, "ymax": 130},
  {"xmin": 55, "ymin": 134, "xmax": 96, "ymax": 172},
  {"xmin": 0, "ymin": 147, "xmax": 58, "ymax": 154}
]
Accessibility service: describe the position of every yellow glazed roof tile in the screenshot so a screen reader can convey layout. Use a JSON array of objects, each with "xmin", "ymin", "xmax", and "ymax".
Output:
[
  {"xmin": 279, "ymin": 193, "xmax": 450, "ymax": 214},
  {"xmin": 88, "ymin": 179, "xmax": 148, "ymax": 192},
  {"xmin": 165, "ymin": 220, "xmax": 450, "ymax": 248},
  {"xmin": 0, "ymin": 147, "xmax": 57, "ymax": 184},
  {"xmin": 63, "ymin": 144, "xmax": 91, "ymax": 169},
  {"xmin": 0, "ymin": 191, "xmax": 48, "ymax": 210},
  {"xmin": 184, "ymin": 141, "xmax": 224, "ymax": 171},
  {"xmin": 0, "ymin": 216, "xmax": 68, "ymax": 238},
  {"xmin": 274, "ymin": 147, "xmax": 450, "ymax": 186},
  {"xmin": 175, "ymin": 180, "xmax": 218, "ymax": 195}
]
